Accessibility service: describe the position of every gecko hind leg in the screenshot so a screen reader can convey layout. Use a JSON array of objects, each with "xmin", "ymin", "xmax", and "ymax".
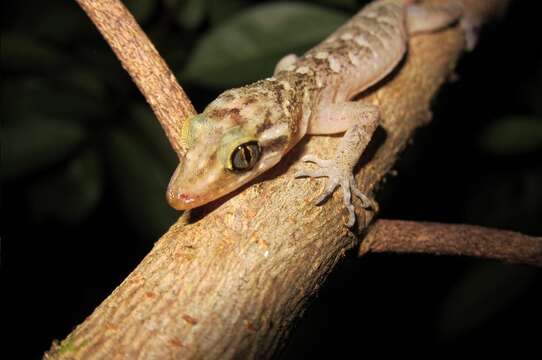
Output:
[{"xmin": 295, "ymin": 102, "xmax": 379, "ymax": 227}]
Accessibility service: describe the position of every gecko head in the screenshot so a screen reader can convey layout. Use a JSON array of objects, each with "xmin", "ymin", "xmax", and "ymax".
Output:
[{"xmin": 167, "ymin": 87, "xmax": 293, "ymax": 210}]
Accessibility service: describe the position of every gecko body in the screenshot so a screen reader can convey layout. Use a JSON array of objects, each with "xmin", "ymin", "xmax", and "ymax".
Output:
[{"xmin": 167, "ymin": 0, "xmax": 465, "ymax": 226}]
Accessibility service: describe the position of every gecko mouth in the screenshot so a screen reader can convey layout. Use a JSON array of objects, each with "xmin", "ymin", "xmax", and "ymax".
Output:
[
  {"xmin": 167, "ymin": 190, "xmax": 218, "ymax": 210},
  {"xmin": 170, "ymin": 193, "xmax": 197, "ymax": 209},
  {"xmin": 167, "ymin": 166, "xmax": 263, "ymax": 211},
  {"xmin": 166, "ymin": 170, "xmax": 243, "ymax": 211}
]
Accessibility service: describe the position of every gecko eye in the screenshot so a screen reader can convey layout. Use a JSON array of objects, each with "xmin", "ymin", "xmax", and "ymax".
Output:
[{"xmin": 230, "ymin": 141, "xmax": 261, "ymax": 171}]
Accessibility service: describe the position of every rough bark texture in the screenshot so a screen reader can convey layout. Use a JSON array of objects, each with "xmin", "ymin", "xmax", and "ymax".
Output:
[
  {"xmin": 46, "ymin": 0, "xmax": 511, "ymax": 359},
  {"xmin": 75, "ymin": 0, "xmax": 196, "ymax": 156},
  {"xmin": 362, "ymin": 220, "xmax": 542, "ymax": 266}
]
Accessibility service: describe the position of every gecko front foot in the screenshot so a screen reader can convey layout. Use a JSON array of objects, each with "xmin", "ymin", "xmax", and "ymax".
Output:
[{"xmin": 295, "ymin": 155, "xmax": 374, "ymax": 227}]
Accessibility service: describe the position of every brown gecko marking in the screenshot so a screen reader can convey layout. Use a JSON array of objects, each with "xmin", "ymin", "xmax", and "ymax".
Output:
[{"xmin": 167, "ymin": 0, "xmax": 467, "ymax": 226}]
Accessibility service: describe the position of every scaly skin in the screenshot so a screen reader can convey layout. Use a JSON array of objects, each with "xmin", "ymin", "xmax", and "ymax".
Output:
[{"xmin": 167, "ymin": 0, "xmax": 464, "ymax": 226}]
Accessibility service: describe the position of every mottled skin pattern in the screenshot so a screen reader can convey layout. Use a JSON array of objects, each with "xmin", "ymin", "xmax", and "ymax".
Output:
[{"xmin": 167, "ymin": 0, "xmax": 464, "ymax": 226}]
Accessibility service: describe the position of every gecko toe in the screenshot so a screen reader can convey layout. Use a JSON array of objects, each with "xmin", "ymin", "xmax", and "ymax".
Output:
[
  {"xmin": 314, "ymin": 178, "xmax": 339, "ymax": 205},
  {"xmin": 295, "ymin": 169, "xmax": 327, "ymax": 179},
  {"xmin": 346, "ymin": 203, "xmax": 356, "ymax": 228},
  {"xmin": 301, "ymin": 155, "xmax": 333, "ymax": 168},
  {"xmin": 350, "ymin": 179, "xmax": 372, "ymax": 209},
  {"xmin": 297, "ymin": 156, "xmax": 376, "ymax": 227},
  {"xmin": 341, "ymin": 180, "xmax": 357, "ymax": 227},
  {"xmin": 320, "ymin": 176, "xmax": 373, "ymax": 226}
]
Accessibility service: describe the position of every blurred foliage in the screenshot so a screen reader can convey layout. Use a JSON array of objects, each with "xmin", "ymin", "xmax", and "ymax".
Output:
[
  {"xmin": 2, "ymin": 0, "xmax": 541, "ymax": 359},
  {"xmin": 104, "ymin": 128, "xmax": 176, "ymax": 238},
  {"xmin": 437, "ymin": 263, "xmax": 536, "ymax": 340},
  {"xmin": 181, "ymin": 3, "xmax": 348, "ymax": 87},
  {"xmin": 479, "ymin": 115, "xmax": 542, "ymax": 155},
  {"xmin": 26, "ymin": 148, "xmax": 104, "ymax": 224},
  {"xmin": 1, "ymin": 0, "xmax": 356, "ymax": 236}
]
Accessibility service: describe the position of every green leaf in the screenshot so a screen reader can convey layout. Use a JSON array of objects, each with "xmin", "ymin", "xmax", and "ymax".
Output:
[
  {"xmin": 1, "ymin": 32, "xmax": 66, "ymax": 71},
  {"xmin": 105, "ymin": 130, "xmax": 177, "ymax": 238},
  {"xmin": 163, "ymin": 0, "xmax": 180, "ymax": 8},
  {"xmin": 2, "ymin": 78, "xmax": 105, "ymax": 125},
  {"xmin": 176, "ymin": 0, "xmax": 208, "ymax": 29},
  {"xmin": 59, "ymin": 67, "xmax": 107, "ymax": 99},
  {"xmin": 208, "ymin": 0, "xmax": 247, "ymax": 25},
  {"xmin": 310, "ymin": 0, "xmax": 359, "ymax": 10},
  {"xmin": 2, "ymin": 118, "xmax": 86, "ymax": 179},
  {"xmin": 479, "ymin": 116, "xmax": 542, "ymax": 155},
  {"xmin": 7, "ymin": 1, "xmax": 92, "ymax": 45},
  {"xmin": 182, "ymin": 2, "xmax": 348, "ymax": 88},
  {"xmin": 26, "ymin": 149, "xmax": 103, "ymax": 224},
  {"xmin": 437, "ymin": 263, "xmax": 536, "ymax": 340},
  {"xmin": 74, "ymin": 47, "xmax": 133, "ymax": 95},
  {"xmin": 32, "ymin": 2, "xmax": 91, "ymax": 45},
  {"xmin": 125, "ymin": 0, "xmax": 157, "ymax": 24}
]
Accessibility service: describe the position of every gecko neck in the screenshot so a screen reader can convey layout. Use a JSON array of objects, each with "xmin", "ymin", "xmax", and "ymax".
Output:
[{"xmin": 263, "ymin": 72, "xmax": 319, "ymax": 148}]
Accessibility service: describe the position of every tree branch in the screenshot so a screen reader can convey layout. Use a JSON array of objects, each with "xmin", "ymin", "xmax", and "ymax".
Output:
[
  {"xmin": 75, "ymin": 0, "xmax": 196, "ymax": 157},
  {"xmin": 360, "ymin": 220, "xmax": 542, "ymax": 266},
  {"xmin": 47, "ymin": 0, "xmax": 511, "ymax": 358}
]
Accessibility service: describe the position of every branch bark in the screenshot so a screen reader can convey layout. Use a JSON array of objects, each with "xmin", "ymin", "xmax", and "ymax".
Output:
[
  {"xmin": 75, "ymin": 0, "xmax": 196, "ymax": 157},
  {"xmin": 361, "ymin": 220, "xmax": 542, "ymax": 266},
  {"xmin": 47, "ymin": 0, "xmax": 511, "ymax": 358}
]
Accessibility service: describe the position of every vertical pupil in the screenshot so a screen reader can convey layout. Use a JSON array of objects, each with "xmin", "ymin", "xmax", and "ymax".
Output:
[
  {"xmin": 243, "ymin": 146, "xmax": 252, "ymax": 164},
  {"xmin": 231, "ymin": 142, "xmax": 259, "ymax": 171}
]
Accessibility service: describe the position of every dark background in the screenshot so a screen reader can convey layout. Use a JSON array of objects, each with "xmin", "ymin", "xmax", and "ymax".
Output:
[{"xmin": 2, "ymin": 0, "xmax": 541, "ymax": 359}]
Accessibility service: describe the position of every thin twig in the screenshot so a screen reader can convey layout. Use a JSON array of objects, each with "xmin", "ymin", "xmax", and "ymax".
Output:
[
  {"xmin": 76, "ymin": 0, "xmax": 196, "ymax": 157},
  {"xmin": 361, "ymin": 220, "xmax": 542, "ymax": 266}
]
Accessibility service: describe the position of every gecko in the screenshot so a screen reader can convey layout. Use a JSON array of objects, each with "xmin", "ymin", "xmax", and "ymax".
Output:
[{"xmin": 167, "ymin": 0, "xmax": 469, "ymax": 227}]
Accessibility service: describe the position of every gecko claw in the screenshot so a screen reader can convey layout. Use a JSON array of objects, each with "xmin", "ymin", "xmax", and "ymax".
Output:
[
  {"xmin": 314, "ymin": 178, "xmax": 339, "ymax": 205},
  {"xmin": 296, "ymin": 156, "xmax": 375, "ymax": 227},
  {"xmin": 351, "ymin": 181, "xmax": 372, "ymax": 209}
]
